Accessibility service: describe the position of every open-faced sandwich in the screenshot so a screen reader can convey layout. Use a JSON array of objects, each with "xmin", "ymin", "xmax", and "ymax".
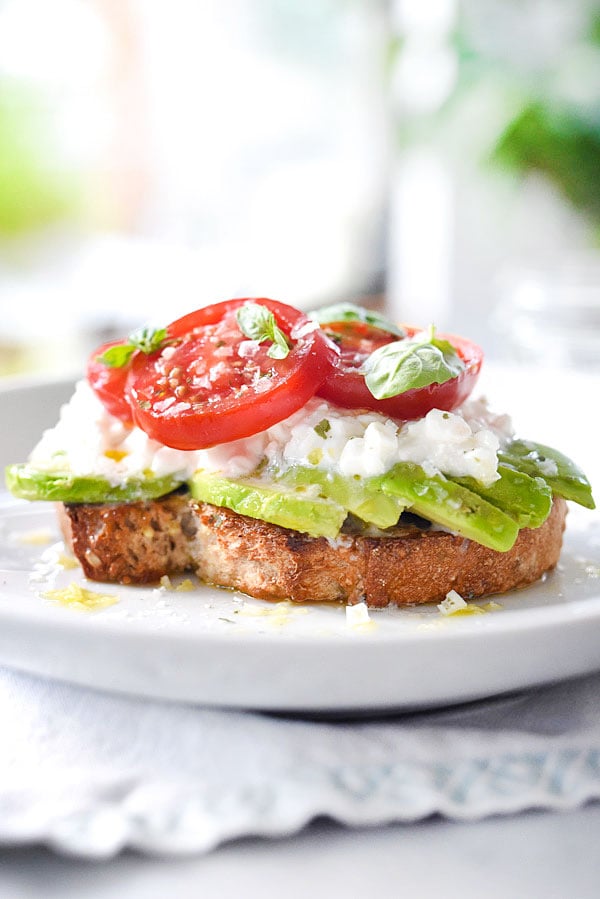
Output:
[{"xmin": 5, "ymin": 298, "xmax": 595, "ymax": 607}]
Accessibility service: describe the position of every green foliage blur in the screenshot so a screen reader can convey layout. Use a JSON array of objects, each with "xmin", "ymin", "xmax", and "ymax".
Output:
[
  {"xmin": 458, "ymin": 6, "xmax": 600, "ymax": 230},
  {"xmin": 392, "ymin": 3, "xmax": 600, "ymax": 232},
  {"xmin": 492, "ymin": 103, "xmax": 600, "ymax": 227},
  {"xmin": 0, "ymin": 78, "xmax": 81, "ymax": 239}
]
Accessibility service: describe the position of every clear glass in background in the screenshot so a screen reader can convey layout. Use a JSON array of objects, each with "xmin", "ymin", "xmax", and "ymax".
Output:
[
  {"xmin": 386, "ymin": 0, "xmax": 600, "ymax": 365},
  {"xmin": 496, "ymin": 258, "xmax": 600, "ymax": 371}
]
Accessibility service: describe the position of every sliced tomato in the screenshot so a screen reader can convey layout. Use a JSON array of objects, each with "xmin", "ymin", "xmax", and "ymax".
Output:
[
  {"xmin": 127, "ymin": 298, "xmax": 338, "ymax": 450},
  {"xmin": 87, "ymin": 340, "xmax": 134, "ymax": 424},
  {"xmin": 317, "ymin": 321, "xmax": 483, "ymax": 420}
]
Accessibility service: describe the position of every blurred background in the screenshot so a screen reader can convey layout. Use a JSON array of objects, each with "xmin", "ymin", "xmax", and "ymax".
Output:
[{"xmin": 1, "ymin": 0, "xmax": 600, "ymax": 378}]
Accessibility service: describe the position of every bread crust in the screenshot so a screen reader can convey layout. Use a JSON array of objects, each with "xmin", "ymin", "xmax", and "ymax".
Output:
[
  {"xmin": 58, "ymin": 494, "xmax": 198, "ymax": 585},
  {"xmin": 59, "ymin": 495, "xmax": 567, "ymax": 606}
]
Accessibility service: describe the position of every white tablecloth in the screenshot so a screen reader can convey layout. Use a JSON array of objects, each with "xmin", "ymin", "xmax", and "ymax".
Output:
[{"xmin": 0, "ymin": 666, "xmax": 599, "ymax": 858}]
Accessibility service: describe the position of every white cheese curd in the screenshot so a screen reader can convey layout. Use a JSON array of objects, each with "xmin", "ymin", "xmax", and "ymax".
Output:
[
  {"xmin": 30, "ymin": 380, "xmax": 512, "ymax": 487},
  {"xmin": 264, "ymin": 397, "xmax": 507, "ymax": 485},
  {"xmin": 265, "ymin": 399, "xmax": 379, "ymax": 472},
  {"xmin": 394, "ymin": 409, "xmax": 501, "ymax": 486},
  {"xmin": 437, "ymin": 589, "xmax": 468, "ymax": 616},
  {"xmin": 29, "ymin": 380, "xmax": 266, "ymax": 485},
  {"xmin": 338, "ymin": 420, "xmax": 400, "ymax": 477},
  {"xmin": 30, "ymin": 381, "xmax": 131, "ymax": 485},
  {"xmin": 459, "ymin": 396, "xmax": 514, "ymax": 442},
  {"xmin": 345, "ymin": 602, "xmax": 372, "ymax": 628}
]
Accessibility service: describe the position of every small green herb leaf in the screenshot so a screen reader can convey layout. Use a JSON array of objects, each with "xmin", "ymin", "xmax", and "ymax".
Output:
[
  {"xmin": 267, "ymin": 327, "xmax": 290, "ymax": 360},
  {"xmin": 314, "ymin": 418, "xmax": 331, "ymax": 438},
  {"xmin": 129, "ymin": 327, "xmax": 168, "ymax": 355},
  {"xmin": 96, "ymin": 326, "xmax": 168, "ymax": 369},
  {"xmin": 362, "ymin": 328, "xmax": 464, "ymax": 399},
  {"xmin": 235, "ymin": 303, "xmax": 271, "ymax": 340},
  {"xmin": 96, "ymin": 344, "xmax": 137, "ymax": 369},
  {"xmin": 310, "ymin": 302, "xmax": 404, "ymax": 337},
  {"xmin": 236, "ymin": 303, "xmax": 290, "ymax": 359}
]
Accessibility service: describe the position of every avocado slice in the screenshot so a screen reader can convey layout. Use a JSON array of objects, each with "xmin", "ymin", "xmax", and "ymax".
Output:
[
  {"xmin": 451, "ymin": 464, "xmax": 552, "ymax": 528},
  {"xmin": 499, "ymin": 439, "xmax": 595, "ymax": 510},
  {"xmin": 189, "ymin": 469, "xmax": 346, "ymax": 538},
  {"xmin": 381, "ymin": 461, "xmax": 519, "ymax": 551},
  {"xmin": 273, "ymin": 465, "xmax": 404, "ymax": 529},
  {"xmin": 5, "ymin": 463, "xmax": 183, "ymax": 504}
]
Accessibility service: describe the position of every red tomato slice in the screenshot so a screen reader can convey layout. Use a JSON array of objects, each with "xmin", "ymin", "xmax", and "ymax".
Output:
[
  {"xmin": 87, "ymin": 340, "xmax": 134, "ymax": 425},
  {"xmin": 317, "ymin": 321, "xmax": 483, "ymax": 420},
  {"xmin": 127, "ymin": 298, "xmax": 338, "ymax": 450}
]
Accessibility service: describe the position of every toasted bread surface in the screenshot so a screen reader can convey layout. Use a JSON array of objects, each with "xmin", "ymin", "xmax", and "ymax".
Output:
[
  {"xmin": 59, "ymin": 494, "xmax": 567, "ymax": 606},
  {"xmin": 59, "ymin": 494, "xmax": 197, "ymax": 584}
]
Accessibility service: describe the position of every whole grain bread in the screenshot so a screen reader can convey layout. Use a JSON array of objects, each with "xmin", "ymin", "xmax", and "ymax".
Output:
[{"xmin": 58, "ymin": 494, "xmax": 567, "ymax": 606}]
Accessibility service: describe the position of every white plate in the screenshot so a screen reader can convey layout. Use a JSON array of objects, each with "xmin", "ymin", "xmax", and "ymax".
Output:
[
  {"xmin": 0, "ymin": 494, "xmax": 599, "ymax": 712},
  {"xmin": 0, "ymin": 372, "xmax": 599, "ymax": 713}
]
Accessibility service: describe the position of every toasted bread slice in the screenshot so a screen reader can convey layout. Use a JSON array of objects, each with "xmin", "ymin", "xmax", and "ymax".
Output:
[{"xmin": 58, "ymin": 495, "xmax": 567, "ymax": 606}]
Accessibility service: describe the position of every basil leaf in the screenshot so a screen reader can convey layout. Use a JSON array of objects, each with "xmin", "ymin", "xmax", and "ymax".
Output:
[
  {"xmin": 236, "ymin": 303, "xmax": 272, "ymax": 340},
  {"xmin": 267, "ymin": 328, "xmax": 290, "ymax": 359},
  {"xmin": 311, "ymin": 302, "xmax": 404, "ymax": 337},
  {"xmin": 130, "ymin": 327, "xmax": 168, "ymax": 355},
  {"xmin": 96, "ymin": 344, "xmax": 136, "ymax": 368},
  {"xmin": 236, "ymin": 303, "xmax": 290, "ymax": 359},
  {"xmin": 429, "ymin": 334, "xmax": 460, "ymax": 358},
  {"xmin": 363, "ymin": 330, "xmax": 464, "ymax": 399},
  {"xmin": 96, "ymin": 326, "xmax": 168, "ymax": 369}
]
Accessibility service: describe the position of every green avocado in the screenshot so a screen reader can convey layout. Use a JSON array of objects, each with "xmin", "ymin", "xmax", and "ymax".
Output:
[
  {"xmin": 5, "ymin": 463, "xmax": 183, "ymax": 504},
  {"xmin": 451, "ymin": 464, "xmax": 553, "ymax": 528},
  {"xmin": 189, "ymin": 469, "xmax": 346, "ymax": 538},
  {"xmin": 380, "ymin": 461, "xmax": 519, "ymax": 552},
  {"xmin": 8, "ymin": 433, "xmax": 593, "ymax": 550},
  {"xmin": 273, "ymin": 465, "xmax": 404, "ymax": 529},
  {"xmin": 499, "ymin": 439, "xmax": 595, "ymax": 510}
]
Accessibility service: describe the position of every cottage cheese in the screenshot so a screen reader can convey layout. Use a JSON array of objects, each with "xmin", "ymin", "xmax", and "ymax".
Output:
[
  {"xmin": 29, "ymin": 381, "xmax": 266, "ymax": 486},
  {"xmin": 264, "ymin": 397, "xmax": 510, "ymax": 486},
  {"xmin": 30, "ymin": 380, "xmax": 513, "ymax": 487}
]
